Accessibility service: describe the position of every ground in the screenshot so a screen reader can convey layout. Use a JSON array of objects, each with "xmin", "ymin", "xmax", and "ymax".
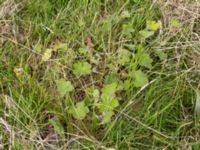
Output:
[{"xmin": 0, "ymin": 0, "xmax": 200, "ymax": 149}]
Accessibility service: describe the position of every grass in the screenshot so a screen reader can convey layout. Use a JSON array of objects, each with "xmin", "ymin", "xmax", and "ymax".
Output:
[{"xmin": 0, "ymin": 0, "xmax": 200, "ymax": 149}]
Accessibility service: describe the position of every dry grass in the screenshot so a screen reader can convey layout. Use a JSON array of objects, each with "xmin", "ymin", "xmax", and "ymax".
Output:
[
  {"xmin": 0, "ymin": 0, "xmax": 19, "ymax": 19},
  {"xmin": 157, "ymin": 0, "xmax": 199, "ymax": 27}
]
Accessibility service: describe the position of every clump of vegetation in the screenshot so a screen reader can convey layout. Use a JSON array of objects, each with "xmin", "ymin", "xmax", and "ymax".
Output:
[{"xmin": 0, "ymin": 0, "xmax": 199, "ymax": 149}]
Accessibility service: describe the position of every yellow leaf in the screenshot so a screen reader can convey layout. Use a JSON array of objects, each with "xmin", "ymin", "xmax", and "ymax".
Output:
[
  {"xmin": 146, "ymin": 20, "xmax": 160, "ymax": 31},
  {"xmin": 42, "ymin": 49, "xmax": 52, "ymax": 61},
  {"xmin": 14, "ymin": 67, "xmax": 24, "ymax": 78}
]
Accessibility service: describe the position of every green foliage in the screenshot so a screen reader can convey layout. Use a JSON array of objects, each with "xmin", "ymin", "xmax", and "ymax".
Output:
[
  {"xmin": 101, "ymin": 83, "xmax": 118, "ymax": 97},
  {"xmin": 117, "ymin": 48, "xmax": 132, "ymax": 66},
  {"xmin": 138, "ymin": 53, "xmax": 153, "ymax": 69},
  {"xmin": 102, "ymin": 111, "xmax": 114, "ymax": 124},
  {"xmin": 56, "ymin": 80, "xmax": 74, "ymax": 97},
  {"xmin": 54, "ymin": 43, "xmax": 68, "ymax": 50},
  {"xmin": 49, "ymin": 119, "xmax": 65, "ymax": 138},
  {"xmin": 34, "ymin": 43, "xmax": 43, "ymax": 53},
  {"xmin": 93, "ymin": 89, "xmax": 100, "ymax": 101},
  {"xmin": 98, "ymin": 83, "xmax": 119, "ymax": 123},
  {"xmin": 105, "ymin": 74, "xmax": 119, "ymax": 84},
  {"xmin": 78, "ymin": 47, "xmax": 89, "ymax": 55},
  {"xmin": 156, "ymin": 50, "xmax": 167, "ymax": 61},
  {"xmin": 98, "ymin": 96, "xmax": 119, "ymax": 113},
  {"xmin": 139, "ymin": 30, "xmax": 154, "ymax": 39},
  {"xmin": 2, "ymin": 0, "xmax": 197, "ymax": 149},
  {"xmin": 146, "ymin": 20, "xmax": 160, "ymax": 31},
  {"xmin": 101, "ymin": 17, "xmax": 113, "ymax": 32},
  {"xmin": 133, "ymin": 70, "xmax": 149, "ymax": 87},
  {"xmin": 122, "ymin": 24, "xmax": 135, "ymax": 37},
  {"xmin": 72, "ymin": 61, "xmax": 92, "ymax": 76},
  {"xmin": 139, "ymin": 20, "xmax": 160, "ymax": 39},
  {"xmin": 69, "ymin": 101, "xmax": 89, "ymax": 120},
  {"xmin": 136, "ymin": 44, "xmax": 153, "ymax": 68}
]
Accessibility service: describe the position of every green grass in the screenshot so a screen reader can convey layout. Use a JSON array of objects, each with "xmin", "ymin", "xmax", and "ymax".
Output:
[{"xmin": 0, "ymin": 0, "xmax": 200, "ymax": 149}]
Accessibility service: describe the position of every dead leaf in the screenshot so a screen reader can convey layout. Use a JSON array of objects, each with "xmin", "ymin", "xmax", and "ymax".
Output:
[
  {"xmin": 85, "ymin": 36, "xmax": 94, "ymax": 49},
  {"xmin": 132, "ymin": 99, "xmax": 144, "ymax": 111},
  {"xmin": 0, "ymin": 23, "xmax": 11, "ymax": 34}
]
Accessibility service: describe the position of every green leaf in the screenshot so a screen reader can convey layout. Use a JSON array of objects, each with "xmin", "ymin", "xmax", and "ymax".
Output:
[
  {"xmin": 54, "ymin": 43, "xmax": 68, "ymax": 50},
  {"xmin": 100, "ymin": 82, "xmax": 121, "ymax": 112},
  {"xmin": 139, "ymin": 30, "xmax": 154, "ymax": 39},
  {"xmin": 34, "ymin": 44, "xmax": 42, "ymax": 53},
  {"xmin": 57, "ymin": 80, "xmax": 74, "ymax": 97},
  {"xmin": 50, "ymin": 65, "xmax": 60, "ymax": 78},
  {"xmin": 105, "ymin": 74, "xmax": 119, "ymax": 84},
  {"xmin": 110, "ymin": 98, "xmax": 119, "ymax": 108},
  {"xmin": 156, "ymin": 50, "xmax": 167, "ymax": 61},
  {"xmin": 101, "ymin": 83, "xmax": 118, "ymax": 97},
  {"xmin": 78, "ymin": 18, "xmax": 85, "ymax": 27},
  {"xmin": 122, "ymin": 24, "xmax": 135, "ymax": 36},
  {"xmin": 92, "ymin": 114, "xmax": 99, "ymax": 129},
  {"xmin": 133, "ymin": 70, "xmax": 149, "ymax": 87},
  {"xmin": 49, "ymin": 119, "xmax": 65, "ymax": 138},
  {"xmin": 123, "ymin": 79, "xmax": 131, "ymax": 91},
  {"xmin": 102, "ymin": 18, "xmax": 112, "ymax": 32},
  {"xmin": 69, "ymin": 101, "xmax": 89, "ymax": 120},
  {"xmin": 117, "ymin": 48, "xmax": 132, "ymax": 65},
  {"xmin": 139, "ymin": 53, "xmax": 153, "ymax": 69},
  {"xmin": 72, "ymin": 61, "xmax": 92, "ymax": 76},
  {"xmin": 78, "ymin": 48, "xmax": 88, "ymax": 55},
  {"xmin": 102, "ymin": 111, "xmax": 114, "ymax": 124},
  {"xmin": 98, "ymin": 83, "xmax": 119, "ymax": 124},
  {"xmin": 42, "ymin": 49, "xmax": 52, "ymax": 62},
  {"xmin": 146, "ymin": 20, "xmax": 160, "ymax": 31},
  {"xmin": 98, "ymin": 95, "xmax": 119, "ymax": 112},
  {"xmin": 125, "ymin": 44, "xmax": 136, "ymax": 51}
]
